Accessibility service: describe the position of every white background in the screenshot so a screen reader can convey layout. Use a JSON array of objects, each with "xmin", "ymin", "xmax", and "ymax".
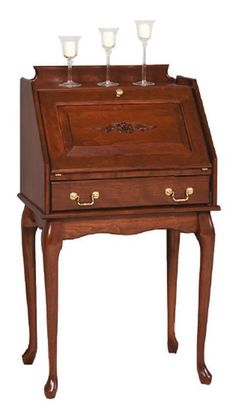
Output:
[{"xmin": 0, "ymin": 0, "xmax": 235, "ymax": 412}]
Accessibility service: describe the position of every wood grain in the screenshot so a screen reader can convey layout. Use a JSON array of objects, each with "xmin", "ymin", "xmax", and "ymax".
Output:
[
  {"xmin": 20, "ymin": 65, "xmax": 218, "ymax": 214},
  {"xmin": 21, "ymin": 206, "xmax": 38, "ymax": 365},
  {"xmin": 20, "ymin": 80, "xmax": 46, "ymax": 211},
  {"xmin": 51, "ymin": 176, "xmax": 210, "ymax": 212},
  {"xmin": 167, "ymin": 230, "xmax": 180, "ymax": 353},
  {"xmin": 41, "ymin": 221, "xmax": 63, "ymax": 399},
  {"xmin": 19, "ymin": 65, "xmax": 219, "ymax": 398},
  {"xmin": 195, "ymin": 213, "xmax": 215, "ymax": 385}
]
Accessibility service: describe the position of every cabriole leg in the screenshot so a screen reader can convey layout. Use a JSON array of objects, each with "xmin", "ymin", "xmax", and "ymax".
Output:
[
  {"xmin": 41, "ymin": 221, "xmax": 63, "ymax": 399},
  {"xmin": 196, "ymin": 213, "xmax": 215, "ymax": 384},
  {"xmin": 22, "ymin": 206, "xmax": 38, "ymax": 365},
  {"xmin": 167, "ymin": 230, "xmax": 180, "ymax": 353}
]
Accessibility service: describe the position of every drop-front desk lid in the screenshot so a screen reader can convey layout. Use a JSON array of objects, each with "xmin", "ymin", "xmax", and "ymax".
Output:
[{"xmin": 33, "ymin": 65, "xmax": 214, "ymax": 178}]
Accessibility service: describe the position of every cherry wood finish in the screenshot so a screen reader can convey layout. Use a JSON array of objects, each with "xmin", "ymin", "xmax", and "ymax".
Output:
[
  {"xmin": 39, "ymin": 85, "xmax": 210, "ymax": 173},
  {"xmin": 20, "ymin": 65, "xmax": 218, "ymax": 214},
  {"xmin": 21, "ymin": 206, "xmax": 38, "ymax": 364},
  {"xmin": 19, "ymin": 65, "xmax": 219, "ymax": 398},
  {"xmin": 196, "ymin": 213, "xmax": 215, "ymax": 384},
  {"xmin": 167, "ymin": 229, "xmax": 180, "ymax": 353},
  {"xmin": 51, "ymin": 176, "xmax": 210, "ymax": 212},
  {"xmin": 41, "ymin": 222, "xmax": 63, "ymax": 399},
  {"xmin": 20, "ymin": 80, "xmax": 46, "ymax": 212}
]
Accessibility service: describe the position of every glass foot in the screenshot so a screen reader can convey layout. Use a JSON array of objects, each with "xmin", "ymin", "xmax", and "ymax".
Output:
[
  {"xmin": 133, "ymin": 80, "xmax": 155, "ymax": 87},
  {"xmin": 97, "ymin": 80, "xmax": 119, "ymax": 87},
  {"xmin": 59, "ymin": 80, "xmax": 81, "ymax": 88}
]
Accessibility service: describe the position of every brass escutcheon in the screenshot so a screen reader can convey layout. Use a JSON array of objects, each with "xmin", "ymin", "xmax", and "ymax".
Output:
[{"xmin": 116, "ymin": 88, "xmax": 124, "ymax": 98}]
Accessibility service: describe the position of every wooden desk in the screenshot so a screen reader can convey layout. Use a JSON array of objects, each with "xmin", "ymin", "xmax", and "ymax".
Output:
[{"xmin": 19, "ymin": 65, "xmax": 219, "ymax": 398}]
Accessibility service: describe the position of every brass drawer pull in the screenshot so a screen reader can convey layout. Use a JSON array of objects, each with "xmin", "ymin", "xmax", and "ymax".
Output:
[
  {"xmin": 165, "ymin": 187, "xmax": 193, "ymax": 202},
  {"xmin": 70, "ymin": 191, "xmax": 100, "ymax": 206},
  {"xmin": 116, "ymin": 88, "xmax": 124, "ymax": 98}
]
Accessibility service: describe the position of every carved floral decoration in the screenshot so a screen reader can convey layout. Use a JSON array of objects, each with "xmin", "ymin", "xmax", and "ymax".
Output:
[{"xmin": 100, "ymin": 121, "xmax": 157, "ymax": 134}]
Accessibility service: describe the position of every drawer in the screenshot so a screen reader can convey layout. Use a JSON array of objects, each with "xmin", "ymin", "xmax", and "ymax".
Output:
[{"xmin": 51, "ymin": 176, "xmax": 210, "ymax": 212}]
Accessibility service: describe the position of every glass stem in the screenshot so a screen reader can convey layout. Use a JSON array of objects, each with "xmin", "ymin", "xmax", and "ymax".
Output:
[
  {"xmin": 67, "ymin": 58, "xmax": 73, "ymax": 83},
  {"xmin": 105, "ymin": 48, "xmax": 112, "ymax": 84},
  {"xmin": 142, "ymin": 41, "xmax": 147, "ymax": 84}
]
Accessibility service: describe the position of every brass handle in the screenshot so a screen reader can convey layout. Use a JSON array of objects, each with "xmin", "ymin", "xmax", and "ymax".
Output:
[
  {"xmin": 165, "ymin": 187, "xmax": 193, "ymax": 202},
  {"xmin": 70, "ymin": 191, "xmax": 100, "ymax": 206},
  {"xmin": 116, "ymin": 88, "xmax": 124, "ymax": 98}
]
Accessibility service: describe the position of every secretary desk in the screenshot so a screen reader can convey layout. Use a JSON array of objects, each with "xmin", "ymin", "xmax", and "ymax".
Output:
[{"xmin": 19, "ymin": 65, "xmax": 219, "ymax": 398}]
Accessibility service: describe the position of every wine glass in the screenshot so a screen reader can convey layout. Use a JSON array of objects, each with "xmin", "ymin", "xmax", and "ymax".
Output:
[
  {"xmin": 97, "ymin": 28, "xmax": 119, "ymax": 87},
  {"xmin": 133, "ymin": 20, "xmax": 155, "ymax": 86},
  {"xmin": 59, "ymin": 36, "xmax": 81, "ymax": 88}
]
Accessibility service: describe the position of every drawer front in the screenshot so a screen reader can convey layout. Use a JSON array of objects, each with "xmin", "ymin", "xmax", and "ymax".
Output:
[{"xmin": 51, "ymin": 176, "xmax": 210, "ymax": 212}]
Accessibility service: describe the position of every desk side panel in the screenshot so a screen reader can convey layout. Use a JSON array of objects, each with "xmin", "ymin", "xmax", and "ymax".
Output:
[
  {"xmin": 177, "ymin": 76, "xmax": 218, "ymax": 206},
  {"xmin": 192, "ymin": 80, "xmax": 218, "ymax": 206},
  {"xmin": 20, "ymin": 79, "xmax": 46, "ymax": 211}
]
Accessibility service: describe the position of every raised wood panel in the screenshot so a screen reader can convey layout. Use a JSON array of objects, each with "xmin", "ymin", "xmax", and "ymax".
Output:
[
  {"xmin": 38, "ymin": 85, "xmax": 211, "ymax": 173},
  {"xmin": 57, "ymin": 102, "xmax": 191, "ymax": 158}
]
